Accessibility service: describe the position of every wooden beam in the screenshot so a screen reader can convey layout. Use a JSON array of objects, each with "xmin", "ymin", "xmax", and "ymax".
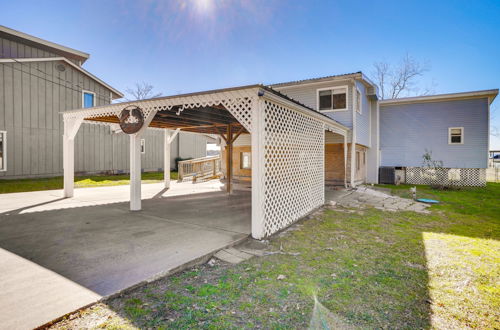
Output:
[
  {"xmin": 228, "ymin": 126, "xmax": 245, "ymax": 144},
  {"xmin": 226, "ymin": 124, "xmax": 233, "ymax": 194}
]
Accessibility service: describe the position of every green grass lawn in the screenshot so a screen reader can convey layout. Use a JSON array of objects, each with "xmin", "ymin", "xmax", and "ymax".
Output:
[
  {"xmin": 51, "ymin": 183, "xmax": 499, "ymax": 329},
  {"xmin": 0, "ymin": 171, "xmax": 178, "ymax": 194}
]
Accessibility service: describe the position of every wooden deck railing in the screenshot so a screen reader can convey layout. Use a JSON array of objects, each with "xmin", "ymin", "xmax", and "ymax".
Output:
[{"xmin": 178, "ymin": 156, "xmax": 222, "ymax": 182}]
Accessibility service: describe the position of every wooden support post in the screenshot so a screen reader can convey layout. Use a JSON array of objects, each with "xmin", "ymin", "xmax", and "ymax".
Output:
[{"xmin": 226, "ymin": 124, "xmax": 233, "ymax": 194}]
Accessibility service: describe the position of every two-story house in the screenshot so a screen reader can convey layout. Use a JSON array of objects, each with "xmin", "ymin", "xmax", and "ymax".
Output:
[
  {"xmin": 220, "ymin": 72, "xmax": 497, "ymax": 188},
  {"xmin": 0, "ymin": 25, "xmax": 210, "ymax": 179}
]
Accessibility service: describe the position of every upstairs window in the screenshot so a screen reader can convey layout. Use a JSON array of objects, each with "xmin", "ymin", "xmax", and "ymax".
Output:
[
  {"xmin": 318, "ymin": 86, "xmax": 347, "ymax": 111},
  {"xmin": 82, "ymin": 91, "xmax": 95, "ymax": 108},
  {"xmin": 0, "ymin": 131, "xmax": 6, "ymax": 171},
  {"xmin": 449, "ymin": 127, "xmax": 464, "ymax": 144}
]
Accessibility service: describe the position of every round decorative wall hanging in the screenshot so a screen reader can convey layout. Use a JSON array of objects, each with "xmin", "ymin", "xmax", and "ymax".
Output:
[{"xmin": 119, "ymin": 106, "xmax": 144, "ymax": 134}]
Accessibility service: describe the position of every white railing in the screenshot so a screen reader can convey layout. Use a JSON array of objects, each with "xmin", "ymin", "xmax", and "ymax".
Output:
[{"xmin": 178, "ymin": 156, "xmax": 222, "ymax": 182}]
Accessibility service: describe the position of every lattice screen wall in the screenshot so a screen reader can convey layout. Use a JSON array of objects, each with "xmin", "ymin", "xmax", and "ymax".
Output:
[
  {"xmin": 257, "ymin": 99, "xmax": 325, "ymax": 237},
  {"xmin": 405, "ymin": 167, "xmax": 486, "ymax": 187}
]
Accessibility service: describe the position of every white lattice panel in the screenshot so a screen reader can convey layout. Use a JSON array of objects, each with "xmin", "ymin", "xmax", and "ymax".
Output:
[
  {"xmin": 259, "ymin": 100, "xmax": 325, "ymax": 237},
  {"xmin": 405, "ymin": 167, "xmax": 486, "ymax": 187},
  {"xmin": 62, "ymin": 89, "xmax": 257, "ymax": 133}
]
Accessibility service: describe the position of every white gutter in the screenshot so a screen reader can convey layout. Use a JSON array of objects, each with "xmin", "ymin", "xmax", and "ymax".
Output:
[{"xmin": 380, "ymin": 89, "xmax": 499, "ymax": 106}]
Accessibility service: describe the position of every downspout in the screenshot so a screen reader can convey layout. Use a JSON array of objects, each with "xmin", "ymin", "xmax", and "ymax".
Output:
[{"xmin": 350, "ymin": 81, "xmax": 357, "ymax": 188}]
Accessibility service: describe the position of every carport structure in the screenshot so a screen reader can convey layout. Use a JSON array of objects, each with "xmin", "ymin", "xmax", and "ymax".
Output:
[{"xmin": 62, "ymin": 85, "xmax": 349, "ymax": 238}]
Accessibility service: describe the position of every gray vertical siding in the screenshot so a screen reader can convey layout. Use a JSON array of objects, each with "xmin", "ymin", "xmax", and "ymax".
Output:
[
  {"xmin": 0, "ymin": 36, "xmax": 58, "ymax": 60},
  {"xmin": 274, "ymin": 81, "xmax": 354, "ymax": 128},
  {"xmin": 380, "ymin": 98, "xmax": 489, "ymax": 168},
  {"xmin": 0, "ymin": 55, "xmax": 208, "ymax": 178}
]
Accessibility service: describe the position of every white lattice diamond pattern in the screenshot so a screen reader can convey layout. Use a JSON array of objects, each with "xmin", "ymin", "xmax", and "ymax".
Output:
[
  {"xmin": 261, "ymin": 100, "xmax": 325, "ymax": 237},
  {"xmin": 63, "ymin": 89, "xmax": 257, "ymax": 133},
  {"xmin": 405, "ymin": 167, "xmax": 486, "ymax": 187}
]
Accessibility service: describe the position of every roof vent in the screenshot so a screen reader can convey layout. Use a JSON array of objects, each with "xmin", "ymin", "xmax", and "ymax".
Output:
[{"xmin": 55, "ymin": 63, "xmax": 66, "ymax": 72}]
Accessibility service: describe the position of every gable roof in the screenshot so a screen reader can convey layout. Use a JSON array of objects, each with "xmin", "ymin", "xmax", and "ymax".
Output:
[
  {"xmin": 379, "ymin": 89, "xmax": 499, "ymax": 106},
  {"xmin": 0, "ymin": 57, "xmax": 124, "ymax": 99},
  {"xmin": 0, "ymin": 25, "xmax": 90, "ymax": 64}
]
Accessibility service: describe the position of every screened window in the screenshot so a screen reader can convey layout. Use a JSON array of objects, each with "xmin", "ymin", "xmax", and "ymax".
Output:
[
  {"xmin": 449, "ymin": 127, "xmax": 464, "ymax": 144},
  {"xmin": 83, "ymin": 91, "xmax": 95, "ymax": 108},
  {"xmin": 241, "ymin": 152, "xmax": 251, "ymax": 169},
  {"xmin": 0, "ymin": 131, "xmax": 5, "ymax": 171},
  {"xmin": 318, "ymin": 87, "xmax": 347, "ymax": 111},
  {"xmin": 140, "ymin": 139, "xmax": 146, "ymax": 154},
  {"xmin": 356, "ymin": 89, "xmax": 362, "ymax": 114}
]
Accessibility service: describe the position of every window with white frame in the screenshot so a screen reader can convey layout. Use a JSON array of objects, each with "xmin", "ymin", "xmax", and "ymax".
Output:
[
  {"xmin": 449, "ymin": 127, "xmax": 464, "ymax": 144},
  {"xmin": 0, "ymin": 131, "xmax": 6, "ymax": 171},
  {"xmin": 82, "ymin": 90, "xmax": 95, "ymax": 108},
  {"xmin": 318, "ymin": 86, "xmax": 347, "ymax": 111},
  {"xmin": 140, "ymin": 139, "xmax": 146, "ymax": 154},
  {"xmin": 356, "ymin": 88, "xmax": 362, "ymax": 114},
  {"xmin": 241, "ymin": 152, "xmax": 251, "ymax": 169}
]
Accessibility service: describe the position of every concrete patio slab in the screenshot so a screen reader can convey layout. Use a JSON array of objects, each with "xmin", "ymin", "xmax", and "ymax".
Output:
[{"xmin": 0, "ymin": 181, "xmax": 250, "ymax": 329}]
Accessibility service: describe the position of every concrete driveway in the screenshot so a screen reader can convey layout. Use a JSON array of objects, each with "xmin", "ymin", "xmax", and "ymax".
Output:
[{"xmin": 0, "ymin": 181, "xmax": 250, "ymax": 329}]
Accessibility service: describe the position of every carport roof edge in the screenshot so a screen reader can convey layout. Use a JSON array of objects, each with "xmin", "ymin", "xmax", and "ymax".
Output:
[{"xmin": 61, "ymin": 83, "xmax": 349, "ymax": 134}]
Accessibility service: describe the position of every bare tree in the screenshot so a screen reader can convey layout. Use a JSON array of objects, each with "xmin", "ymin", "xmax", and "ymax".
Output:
[
  {"xmin": 125, "ymin": 82, "xmax": 162, "ymax": 100},
  {"xmin": 373, "ymin": 54, "xmax": 431, "ymax": 99}
]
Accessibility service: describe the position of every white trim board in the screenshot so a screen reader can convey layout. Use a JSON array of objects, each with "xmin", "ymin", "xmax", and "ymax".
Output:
[
  {"xmin": 0, "ymin": 25, "xmax": 89, "ymax": 63},
  {"xmin": 0, "ymin": 57, "xmax": 124, "ymax": 98}
]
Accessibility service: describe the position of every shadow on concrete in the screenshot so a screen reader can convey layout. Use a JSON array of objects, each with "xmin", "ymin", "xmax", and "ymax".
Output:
[{"xmin": 0, "ymin": 190, "xmax": 251, "ymax": 298}]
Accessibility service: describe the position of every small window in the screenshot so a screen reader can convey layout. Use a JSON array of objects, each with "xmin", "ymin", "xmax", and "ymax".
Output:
[
  {"xmin": 449, "ymin": 127, "xmax": 464, "ymax": 144},
  {"xmin": 318, "ymin": 86, "xmax": 347, "ymax": 111},
  {"xmin": 82, "ymin": 91, "xmax": 95, "ymax": 108},
  {"xmin": 0, "ymin": 131, "xmax": 6, "ymax": 171},
  {"xmin": 356, "ymin": 89, "xmax": 362, "ymax": 114},
  {"xmin": 140, "ymin": 139, "xmax": 146, "ymax": 154},
  {"xmin": 241, "ymin": 152, "xmax": 251, "ymax": 169},
  {"xmin": 356, "ymin": 151, "xmax": 360, "ymax": 171}
]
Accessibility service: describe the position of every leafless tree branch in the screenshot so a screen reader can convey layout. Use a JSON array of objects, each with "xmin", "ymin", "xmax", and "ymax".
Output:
[
  {"xmin": 125, "ymin": 82, "xmax": 163, "ymax": 101},
  {"xmin": 372, "ymin": 54, "xmax": 430, "ymax": 99}
]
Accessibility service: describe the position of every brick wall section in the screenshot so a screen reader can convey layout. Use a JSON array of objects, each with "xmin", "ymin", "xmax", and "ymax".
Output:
[{"xmin": 222, "ymin": 143, "xmax": 367, "ymax": 186}]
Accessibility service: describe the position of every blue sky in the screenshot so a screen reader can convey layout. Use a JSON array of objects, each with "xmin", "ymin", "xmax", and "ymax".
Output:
[{"xmin": 1, "ymin": 0, "xmax": 499, "ymax": 147}]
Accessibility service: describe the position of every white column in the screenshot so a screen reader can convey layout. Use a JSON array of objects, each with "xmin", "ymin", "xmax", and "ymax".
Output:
[
  {"xmin": 164, "ymin": 130, "xmax": 171, "ymax": 189},
  {"xmin": 62, "ymin": 117, "xmax": 82, "ymax": 198},
  {"xmin": 130, "ymin": 134, "xmax": 142, "ymax": 211},
  {"xmin": 63, "ymin": 135, "xmax": 75, "ymax": 197},
  {"xmin": 251, "ymin": 99, "xmax": 264, "ymax": 239},
  {"xmin": 366, "ymin": 99, "xmax": 380, "ymax": 183},
  {"xmin": 344, "ymin": 134, "xmax": 348, "ymax": 188}
]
